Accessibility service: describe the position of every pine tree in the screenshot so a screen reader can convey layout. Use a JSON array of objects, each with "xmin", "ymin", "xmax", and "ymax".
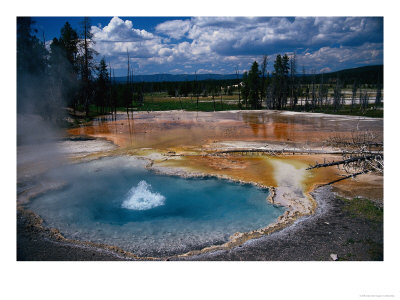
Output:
[
  {"xmin": 49, "ymin": 22, "xmax": 79, "ymax": 112},
  {"xmin": 95, "ymin": 58, "xmax": 109, "ymax": 113},
  {"xmin": 17, "ymin": 17, "xmax": 49, "ymax": 117},
  {"xmin": 59, "ymin": 22, "xmax": 79, "ymax": 70},
  {"xmin": 289, "ymin": 53, "xmax": 297, "ymax": 108},
  {"xmin": 78, "ymin": 17, "xmax": 98, "ymax": 117},
  {"xmin": 260, "ymin": 55, "xmax": 268, "ymax": 108},
  {"xmin": 241, "ymin": 72, "xmax": 250, "ymax": 109},
  {"xmin": 248, "ymin": 61, "xmax": 261, "ymax": 109},
  {"xmin": 375, "ymin": 75, "xmax": 382, "ymax": 108},
  {"xmin": 281, "ymin": 54, "xmax": 290, "ymax": 108},
  {"xmin": 272, "ymin": 54, "xmax": 283, "ymax": 109}
]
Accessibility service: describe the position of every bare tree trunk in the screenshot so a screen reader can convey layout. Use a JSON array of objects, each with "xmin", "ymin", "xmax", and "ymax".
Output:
[
  {"xmin": 290, "ymin": 53, "xmax": 296, "ymax": 109},
  {"xmin": 195, "ymin": 71, "xmax": 198, "ymax": 110},
  {"xmin": 235, "ymin": 66, "xmax": 241, "ymax": 109},
  {"xmin": 113, "ymin": 69, "xmax": 116, "ymax": 117},
  {"xmin": 126, "ymin": 50, "xmax": 130, "ymax": 115},
  {"xmin": 311, "ymin": 69, "xmax": 316, "ymax": 110},
  {"xmin": 333, "ymin": 78, "xmax": 342, "ymax": 112},
  {"xmin": 212, "ymin": 91, "xmax": 216, "ymax": 111},
  {"xmin": 306, "ymin": 129, "xmax": 383, "ymax": 184},
  {"xmin": 318, "ymin": 171, "xmax": 370, "ymax": 187},
  {"xmin": 351, "ymin": 81, "xmax": 358, "ymax": 112},
  {"xmin": 306, "ymin": 155, "xmax": 382, "ymax": 170},
  {"xmin": 375, "ymin": 82, "xmax": 382, "ymax": 108},
  {"xmin": 261, "ymin": 55, "xmax": 268, "ymax": 109}
]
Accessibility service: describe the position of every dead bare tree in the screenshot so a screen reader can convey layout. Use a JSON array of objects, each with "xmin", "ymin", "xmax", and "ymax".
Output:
[
  {"xmin": 126, "ymin": 50, "xmax": 131, "ymax": 114},
  {"xmin": 235, "ymin": 66, "xmax": 241, "ymax": 108},
  {"xmin": 311, "ymin": 69, "xmax": 316, "ymax": 110},
  {"xmin": 178, "ymin": 88, "xmax": 183, "ymax": 110},
  {"xmin": 195, "ymin": 70, "xmax": 199, "ymax": 111},
  {"xmin": 261, "ymin": 55, "xmax": 268, "ymax": 109},
  {"xmin": 220, "ymin": 85, "xmax": 223, "ymax": 110},
  {"xmin": 351, "ymin": 81, "xmax": 358, "ymax": 112},
  {"xmin": 333, "ymin": 77, "xmax": 342, "ymax": 112},
  {"xmin": 211, "ymin": 87, "xmax": 216, "ymax": 111},
  {"xmin": 360, "ymin": 88, "xmax": 369, "ymax": 112},
  {"xmin": 375, "ymin": 82, "xmax": 382, "ymax": 108},
  {"xmin": 266, "ymin": 84, "xmax": 273, "ymax": 109},
  {"xmin": 307, "ymin": 129, "xmax": 383, "ymax": 185},
  {"xmin": 290, "ymin": 53, "xmax": 297, "ymax": 109},
  {"xmin": 317, "ymin": 73, "xmax": 324, "ymax": 108}
]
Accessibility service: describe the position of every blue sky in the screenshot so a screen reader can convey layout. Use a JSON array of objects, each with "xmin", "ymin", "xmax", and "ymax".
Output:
[{"xmin": 32, "ymin": 16, "xmax": 383, "ymax": 76}]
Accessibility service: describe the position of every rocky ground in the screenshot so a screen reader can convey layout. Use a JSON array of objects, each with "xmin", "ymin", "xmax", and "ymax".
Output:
[{"xmin": 17, "ymin": 209, "xmax": 129, "ymax": 261}]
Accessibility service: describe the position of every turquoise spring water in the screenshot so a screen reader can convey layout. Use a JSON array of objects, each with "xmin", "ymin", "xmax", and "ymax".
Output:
[{"xmin": 28, "ymin": 156, "xmax": 285, "ymax": 257}]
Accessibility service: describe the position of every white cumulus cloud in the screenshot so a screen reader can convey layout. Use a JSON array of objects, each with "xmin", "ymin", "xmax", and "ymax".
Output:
[
  {"xmin": 155, "ymin": 19, "xmax": 191, "ymax": 39},
  {"xmin": 88, "ymin": 16, "xmax": 383, "ymax": 75}
]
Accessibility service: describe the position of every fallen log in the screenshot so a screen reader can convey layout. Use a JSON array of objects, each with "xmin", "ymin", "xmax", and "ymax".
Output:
[
  {"xmin": 317, "ymin": 170, "xmax": 370, "ymax": 187},
  {"xmin": 327, "ymin": 141, "xmax": 383, "ymax": 147},
  {"xmin": 212, "ymin": 149, "xmax": 382, "ymax": 156},
  {"xmin": 306, "ymin": 154, "xmax": 383, "ymax": 170}
]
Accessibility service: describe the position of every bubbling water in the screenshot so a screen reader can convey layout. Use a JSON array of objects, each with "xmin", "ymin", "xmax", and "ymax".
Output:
[{"xmin": 122, "ymin": 180, "xmax": 166, "ymax": 210}]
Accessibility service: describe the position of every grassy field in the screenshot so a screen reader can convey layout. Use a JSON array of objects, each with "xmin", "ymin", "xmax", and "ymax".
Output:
[
  {"xmin": 129, "ymin": 93, "xmax": 383, "ymax": 117},
  {"xmin": 340, "ymin": 196, "xmax": 383, "ymax": 261},
  {"xmin": 341, "ymin": 197, "xmax": 383, "ymax": 223},
  {"xmin": 138, "ymin": 94, "xmax": 239, "ymax": 111},
  {"xmin": 294, "ymin": 104, "xmax": 383, "ymax": 118},
  {"xmin": 70, "ymin": 92, "xmax": 383, "ymax": 121}
]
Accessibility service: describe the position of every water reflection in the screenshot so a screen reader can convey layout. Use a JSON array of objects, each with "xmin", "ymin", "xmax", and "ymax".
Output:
[
  {"xmin": 126, "ymin": 113, "xmax": 135, "ymax": 146},
  {"xmin": 68, "ymin": 111, "xmax": 383, "ymax": 150},
  {"xmin": 241, "ymin": 113, "xmax": 269, "ymax": 138}
]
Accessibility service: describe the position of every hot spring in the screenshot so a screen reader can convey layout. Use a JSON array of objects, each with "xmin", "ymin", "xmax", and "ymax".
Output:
[{"xmin": 28, "ymin": 156, "xmax": 285, "ymax": 257}]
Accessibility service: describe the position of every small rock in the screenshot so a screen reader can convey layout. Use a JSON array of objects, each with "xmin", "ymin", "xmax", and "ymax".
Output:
[
  {"xmin": 324, "ymin": 222, "xmax": 330, "ymax": 225},
  {"xmin": 330, "ymin": 254, "xmax": 338, "ymax": 261}
]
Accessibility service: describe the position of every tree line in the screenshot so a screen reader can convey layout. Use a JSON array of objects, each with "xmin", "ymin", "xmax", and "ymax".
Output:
[
  {"xmin": 17, "ymin": 17, "xmax": 105, "ymax": 121},
  {"xmin": 238, "ymin": 54, "xmax": 383, "ymax": 112},
  {"xmin": 17, "ymin": 16, "xmax": 240, "ymax": 118}
]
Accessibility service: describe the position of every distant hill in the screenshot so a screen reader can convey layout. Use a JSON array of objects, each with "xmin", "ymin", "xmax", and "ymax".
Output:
[
  {"xmin": 112, "ymin": 65, "xmax": 383, "ymax": 85},
  {"xmin": 113, "ymin": 73, "xmax": 240, "ymax": 83},
  {"xmin": 304, "ymin": 65, "xmax": 383, "ymax": 85}
]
